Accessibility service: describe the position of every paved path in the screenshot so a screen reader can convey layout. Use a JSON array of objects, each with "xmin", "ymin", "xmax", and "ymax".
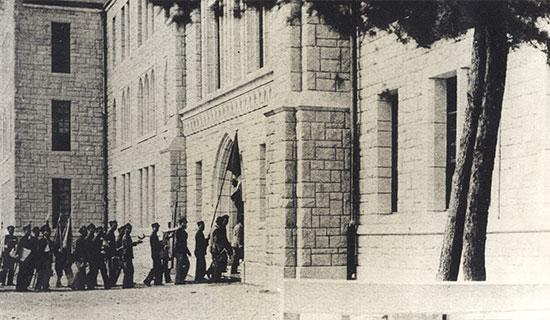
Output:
[{"xmin": 0, "ymin": 282, "xmax": 280, "ymax": 320}]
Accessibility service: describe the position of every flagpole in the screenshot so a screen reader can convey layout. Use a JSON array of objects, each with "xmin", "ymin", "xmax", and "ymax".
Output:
[{"xmin": 209, "ymin": 168, "xmax": 229, "ymax": 231}]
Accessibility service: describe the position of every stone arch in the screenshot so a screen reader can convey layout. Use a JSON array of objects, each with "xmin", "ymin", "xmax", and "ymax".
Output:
[{"xmin": 209, "ymin": 132, "xmax": 244, "ymax": 243}]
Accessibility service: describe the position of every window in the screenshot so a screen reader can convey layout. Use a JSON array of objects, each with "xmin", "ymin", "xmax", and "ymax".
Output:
[
  {"xmin": 121, "ymin": 6, "xmax": 126, "ymax": 60},
  {"xmin": 51, "ymin": 22, "xmax": 70, "ymax": 73},
  {"xmin": 195, "ymin": 161, "xmax": 203, "ymax": 215},
  {"xmin": 144, "ymin": 74, "xmax": 150, "ymax": 133},
  {"xmin": 138, "ymin": 79, "xmax": 144, "ymax": 135},
  {"xmin": 150, "ymin": 70, "xmax": 156, "ymax": 132},
  {"xmin": 215, "ymin": 11, "xmax": 221, "ymax": 90},
  {"xmin": 389, "ymin": 93, "xmax": 398, "ymax": 213},
  {"xmin": 113, "ymin": 99, "xmax": 117, "ymax": 146},
  {"xmin": 446, "ymin": 76, "xmax": 457, "ymax": 208},
  {"xmin": 137, "ymin": 0, "xmax": 143, "ymax": 46},
  {"xmin": 257, "ymin": 7, "xmax": 265, "ymax": 68},
  {"xmin": 126, "ymin": 1, "xmax": 130, "ymax": 56},
  {"xmin": 52, "ymin": 178, "xmax": 71, "ymax": 228},
  {"xmin": 112, "ymin": 16, "xmax": 117, "ymax": 66},
  {"xmin": 259, "ymin": 144, "xmax": 267, "ymax": 221},
  {"xmin": 52, "ymin": 100, "xmax": 71, "ymax": 151}
]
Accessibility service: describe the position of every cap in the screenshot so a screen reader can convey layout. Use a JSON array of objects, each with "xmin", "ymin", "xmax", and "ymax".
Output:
[
  {"xmin": 151, "ymin": 222, "xmax": 160, "ymax": 228},
  {"xmin": 178, "ymin": 217, "xmax": 187, "ymax": 224}
]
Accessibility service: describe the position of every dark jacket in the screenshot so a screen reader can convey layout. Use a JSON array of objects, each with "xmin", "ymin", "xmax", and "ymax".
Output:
[
  {"xmin": 173, "ymin": 228, "xmax": 190, "ymax": 255},
  {"xmin": 120, "ymin": 234, "xmax": 141, "ymax": 261},
  {"xmin": 150, "ymin": 232, "xmax": 162, "ymax": 259},
  {"xmin": 210, "ymin": 225, "xmax": 231, "ymax": 255},
  {"xmin": 73, "ymin": 236, "xmax": 87, "ymax": 263},
  {"xmin": 194, "ymin": 230, "xmax": 208, "ymax": 257},
  {"xmin": 105, "ymin": 228, "xmax": 116, "ymax": 257},
  {"xmin": 2, "ymin": 234, "xmax": 18, "ymax": 258},
  {"xmin": 37, "ymin": 237, "xmax": 54, "ymax": 264},
  {"xmin": 17, "ymin": 235, "xmax": 35, "ymax": 263}
]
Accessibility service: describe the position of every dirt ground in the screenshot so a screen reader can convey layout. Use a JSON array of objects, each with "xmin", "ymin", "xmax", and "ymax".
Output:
[{"xmin": 0, "ymin": 282, "xmax": 280, "ymax": 320}]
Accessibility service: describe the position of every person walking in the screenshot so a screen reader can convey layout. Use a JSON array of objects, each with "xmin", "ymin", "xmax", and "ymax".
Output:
[
  {"xmin": 144, "ymin": 223, "xmax": 162, "ymax": 286},
  {"xmin": 71, "ymin": 226, "xmax": 89, "ymax": 290},
  {"xmin": 210, "ymin": 216, "xmax": 232, "ymax": 282},
  {"xmin": 120, "ymin": 223, "xmax": 143, "ymax": 289},
  {"xmin": 91, "ymin": 226, "xmax": 110, "ymax": 289},
  {"xmin": 230, "ymin": 219, "xmax": 243, "ymax": 275},
  {"xmin": 0, "ymin": 225, "xmax": 18, "ymax": 286},
  {"xmin": 35, "ymin": 224, "xmax": 53, "ymax": 291},
  {"xmin": 173, "ymin": 217, "xmax": 191, "ymax": 285},
  {"xmin": 160, "ymin": 223, "xmax": 173, "ymax": 284},
  {"xmin": 15, "ymin": 224, "xmax": 34, "ymax": 292},
  {"xmin": 104, "ymin": 220, "xmax": 118, "ymax": 286},
  {"xmin": 53, "ymin": 216, "xmax": 73, "ymax": 288},
  {"xmin": 111, "ymin": 224, "xmax": 126, "ymax": 286},
  {"xmin": 194, "ymin": 221, "xmax": 208, "ymax": 282}
]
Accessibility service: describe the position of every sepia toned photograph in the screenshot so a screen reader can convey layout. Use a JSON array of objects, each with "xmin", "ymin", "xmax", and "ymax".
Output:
[{"xmin": 0, "ymin": 0, "xmax": 549, "ymax": 319}]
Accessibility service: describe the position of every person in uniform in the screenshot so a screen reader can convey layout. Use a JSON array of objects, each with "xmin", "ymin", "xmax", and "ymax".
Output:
[
  {"xmin": 160, "ymin": 222, "xmax": 173, "ymax": 283},
  {"xmin": 15, "ymin": 225, "xmax": 33, "ymax": 291},
  {"xmin": 120, "ymin": 223, "xmax": 143, "ymax": 289},
  {"xmin": 53, "ymin": 216, "xmax": 74, "ymax": 288},
  {"xmin": 144, "ymin": 222, "xmax": 162, "ymax": 286},
  {"xmin": 210, "ymin": 216, "xmax": 232, "ymax": 282},
  {"xmin": 0, "ymin": 225, "xmax": 18, "ymax": 286},
  {"xmin": 35, "ymin": 224, "xmax": 53, "ymax": 291},
  {"xmin": 71, "ymin": 226, "xmax": 89, "ymax": 290},
  {"xmin": 194, "ymin": 221, "xmax": 208, "ymax": 282},
  {"xmin": 173, "ymin": 217, "xmax": 191, "ymax": 285},
  {"xmin": 230, "ymin": 218, "xmax": 244, "ymax": 274},
  {"xmin": 104, "ymin": 220, "xmax": 118, "ymax": 286},
  {"xmin": 111, "ymin": 224, "xmax": 126, "ymax": 286},
  {"xmin": 91, "ymin": 226, "xmax": 110, "ymax": 289}
]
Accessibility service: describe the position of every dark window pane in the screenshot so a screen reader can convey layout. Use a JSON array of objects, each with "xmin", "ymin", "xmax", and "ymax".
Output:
[
  {"xmin": 390, "ymin": 93, "xmax": 399, "ymax": 213},
  {"xmin": 52, "ymin": 178, "xmax": 71, "ymax": 228},
  {"xmin": 51, "ymin": 22, "xmax": 71, "ymax": 73},
  {"xmin": 52, "ymin": 100, "xmax": 71, "ymax": 151},
  {"xmin": 446, "ymin": 76, "xmax": 458, "ymax": 208}
]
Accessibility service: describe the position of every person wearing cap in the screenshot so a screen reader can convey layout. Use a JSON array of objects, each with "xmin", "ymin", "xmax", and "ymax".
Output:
[
  {"xmin": 210, "ymin": 215, "xmax": 232, "ymax": 282},
  {"xmin": 0, "ymin": 225, "xmax": 18, "ymax": 286},
  {"xmin": 230, "ymin": 217, "xmax": 244, "ymax": 275},
  {"xmin": 71, "ymin": 226, "xmax": 89, "ymax": 290},
  {"xmin": 88, "ymin": 226, "xmax": 110, "ymax": 290},
  {"xmin": 173, "ymin": 217, "xmax": 191, "ymax": 285},
  {"xmin": 194, "ymin": 221, "xmax": 208, "ymax": 282},
  {"xmin": 120, "ymin": 223, "xmax": 143, "ymax": 288},
  {"xmin": 35, "ymin": 224, "xmax": 53, "ymax": 291},
  {"xmin": 144, "ymin": 222, "xmax": 162, "ymax": 286},
  {"xmin": 111, "ymin": 224, "xmax": 126, "ymax": 286},
  {"xmin": 105, "ymin": 220, "xmax": 118, "ymax": 286},
  {"xmin": 160, "ymin": 222, "xmax": 173, "ymax": 283},
  {"xmin": 15, "ymin": 224, "xmax": 35, "ymax": 291},
  {"xmin": 53, "ymin": 216, "xmax": 74, "ymax": 288}
]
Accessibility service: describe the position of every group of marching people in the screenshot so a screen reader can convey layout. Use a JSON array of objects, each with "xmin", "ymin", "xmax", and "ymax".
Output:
[{"xmin": 0, "ymin": 213, "xmax": 244, "ymax": 292}]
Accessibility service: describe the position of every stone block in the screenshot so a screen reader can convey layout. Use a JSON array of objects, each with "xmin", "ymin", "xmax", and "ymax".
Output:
[
  {"xmin": 311, "ymin": 253, "xmax": 332, "ymax": 266},
  {"xmin": 316, "ymin": 235, "xmax": 329, "ymax": 248},
  {"xmin": 316, "ymin": 148, "xmax": 335, "ymax": 160}
]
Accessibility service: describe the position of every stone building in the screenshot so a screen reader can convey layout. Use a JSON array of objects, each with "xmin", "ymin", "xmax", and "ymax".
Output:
[
  {"xmin": 357, "ymin": 31, "xmax": 550, "ymax": 284},
  {"xmin": 0, "ymin": 0, "xmax": 105, "ymax": 230},
  {"xmin": 1, "ymin": 0, "xmax": 549, "ymax": 290}
]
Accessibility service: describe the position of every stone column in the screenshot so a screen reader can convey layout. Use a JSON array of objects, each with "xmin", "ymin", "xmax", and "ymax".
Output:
[{"xmin": 265, "ymin": 107, "xmax": 298, "ymax": 284}]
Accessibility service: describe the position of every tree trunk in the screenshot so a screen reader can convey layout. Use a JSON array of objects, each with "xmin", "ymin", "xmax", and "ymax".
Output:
[
  {"xmin": 437, "ymin": 27, "xmax": 487, "ymax": 281},
  {"xmin": 462, "ymin": 18, "xmax": 509, "ymax": 280}
]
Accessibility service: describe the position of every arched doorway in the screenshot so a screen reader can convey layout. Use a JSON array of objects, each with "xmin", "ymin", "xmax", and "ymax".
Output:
[{"xmin": 211, "ymin": 133, "xmax": 245, "ymax": 279}]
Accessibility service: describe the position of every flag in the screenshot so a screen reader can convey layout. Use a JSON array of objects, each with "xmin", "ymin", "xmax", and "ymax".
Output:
[
  {"xmin": 227, "ymin": 132, "xmax": 241, "ymax": 177},
  {"xmin": 62, "ymin": 216, "xmax": 72, "ymax": 252},
  {"xmin": 227, "ymin": 132, "xmax": 244, "ymax": 214}
]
